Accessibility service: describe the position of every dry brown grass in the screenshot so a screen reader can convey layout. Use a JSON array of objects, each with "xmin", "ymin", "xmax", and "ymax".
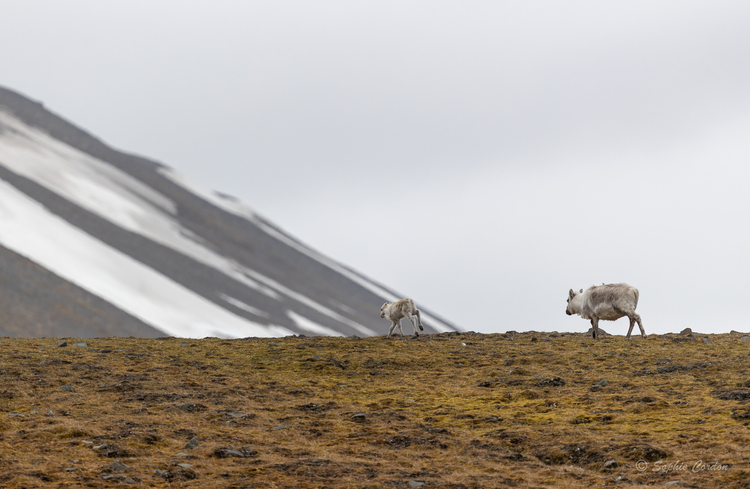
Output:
[{"xmin": 1, "ymin": 331, "xmax": 749, "ymax": 488}]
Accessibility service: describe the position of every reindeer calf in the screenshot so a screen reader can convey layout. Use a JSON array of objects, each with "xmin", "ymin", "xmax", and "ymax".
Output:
[{"xmin": 380, "ymin": 298, "xmax": 424, "ymax": 338}]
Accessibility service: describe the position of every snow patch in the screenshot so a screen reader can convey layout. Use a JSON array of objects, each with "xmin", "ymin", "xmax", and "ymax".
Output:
[
  {"xmin": 0, "ymin": 176, "xmax": 290, "ymax": 339},
  {"xmin": 220, "ymin": 294, "xmax": 270, "ymax": 318},
  {"xmin": 287, "ymin": 311, "xmax": 344, "ymax": 337}
]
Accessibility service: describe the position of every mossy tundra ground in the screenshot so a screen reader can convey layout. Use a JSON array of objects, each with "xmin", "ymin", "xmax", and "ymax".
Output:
[{"xmin": 0, "ymin": 331, "xmax": 749, "ymax": 488}]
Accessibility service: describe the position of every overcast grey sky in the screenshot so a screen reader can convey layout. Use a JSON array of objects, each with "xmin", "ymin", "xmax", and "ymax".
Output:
[{"xmin": 2, "ymin": 1, "xmax": 750, "ymax": 335}]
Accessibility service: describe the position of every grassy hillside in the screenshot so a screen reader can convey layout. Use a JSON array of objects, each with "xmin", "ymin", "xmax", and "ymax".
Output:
[{"xmin": 0, "ymin": 331, "xmax": 749, "ymax": 488}]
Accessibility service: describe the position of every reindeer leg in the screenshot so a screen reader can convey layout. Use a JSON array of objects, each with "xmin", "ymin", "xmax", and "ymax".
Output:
[
  {"xmin": 591, "ymin": 318, "xmax": 599, "ymax": 340},
  {"xmin": 626, "ymin": 316, "xmax": 635, "ymax": 340},
  {"xmin": 414, "ymin": 309, "xmax": 424, "ymax": 331},
  {"xmin": 634, "ymin": 313, "xmax": 646, "ymax": 338},
  {"xmin": 406, "ymin": 314, "xmax": 419, "ymax": 337},
  {"xmin": 387, "ymin": 321, "xmax": 398, "ymax": 339},
  {"xmin": 397, "ymin": 319, "xmax": 405, "ymax": 337}
]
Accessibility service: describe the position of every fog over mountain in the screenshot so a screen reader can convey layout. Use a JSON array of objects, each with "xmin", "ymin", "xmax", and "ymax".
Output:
[{"xmin": 0, "ymin": 86, "xmax": 456, "ymax": 338}]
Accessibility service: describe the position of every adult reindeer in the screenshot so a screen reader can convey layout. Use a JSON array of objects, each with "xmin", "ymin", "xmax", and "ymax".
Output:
[{"xmin": 566, "ymin": 283, "xmax": 645, "ymax": 340}]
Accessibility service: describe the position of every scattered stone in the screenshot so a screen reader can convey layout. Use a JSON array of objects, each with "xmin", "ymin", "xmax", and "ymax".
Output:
[
  {"xmin": 741, "ymin": 336, "xmax": 750, "ymax": 342},
  {"xmin": 184, "ymin": 437, "xmax": 199, "ymax": 449},
  {"xmin": 59, "ymin": 384, "xmax": 75, "ymax": 392},
  {"xmin": 587, "ymin": 327, "xmax": 609, "ymax": 336},
  {"xmin": 102, "ymin": 474, "xmax": 126, "ymax": 481},
  {"xmin": 702, "ymin": 336, "xmax": 713, "ymax": 344},
  {"xmin": 55, "ymin": 340, "xmax": 68, "ymax": 347},
  {"xmin": 124, "ymin": 477, "xmax": 138, "ymax": 484},
  {"xmin": 213, "ymin": 446, "xmax": 258, "ymax": 458},
  {"xmin": 273, "ymin": 424, "xmax": 286, "ymax": 430},
  {"xmin": 351, "ymin": 413, "xmax": 366, "ymax": 422},
  {"xmin": 176, "ymin": 403, "xmax": 206, "ymax": 412},
  {"xmin": 154, "ymin": 470, "xmax": 168, "ymax": 477},
  {"xmin": 603, "ymin": 459, "xmax": 618, "ymax": 469},
  {"xmin": 180, "ymin": 342, "xmax": 189, "ymax": 347},
  {"xmin": 177, "ymin": 463, "xmax": 193, "ymax": 469},
  {"xmin": 72, "ymin": 342, "xmax": 88, "ymax": 348},
  {"xmin": 102, "ymin": 460, "xmax": 128, "ymax": 471},
  {"xmin": 46, "ymin": 411, "xmax": 54, "ymax": 416},
  {"xmin": 679, "ymin": 328, "xmax": 693, "ymax": 336},
  {"xmin": 65, "ymin": 467, "xmax": 77, "ymax": 472},
  {"xmin": 540, "ymin": 338, "xmax": 552, "ymax": 343},
  {"xmin": 596, "ymin": 380, "xmax": 608, "ymax": 387},
  {"xmin": 81, "ymin": 440, "xmax": 94, "ymax": 445},
  {"xmin": 174, "ymin": 452, "xmax": 189, "ymax": 457},
  {"xmin": 216, "ymin": 448, "xmax": 244, "ymax": 458},
  {"xmin": 408, "ymin": 482, "xmax": 425, "ymax": 488}
]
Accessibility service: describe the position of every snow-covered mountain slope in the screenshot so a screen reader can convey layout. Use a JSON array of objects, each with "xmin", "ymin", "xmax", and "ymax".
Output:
[{"xmin": 0, "ymin": 86, "xmax": 457, "ymax": 338}]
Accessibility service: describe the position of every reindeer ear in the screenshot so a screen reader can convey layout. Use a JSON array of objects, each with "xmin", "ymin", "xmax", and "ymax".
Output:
[
  {"xmin": 580, "ymin": 289, "xmax": 583, "ymax": 293},
  {"xmin": 569, "ymin": 289, "xmax": 576, "ymax": 300}
]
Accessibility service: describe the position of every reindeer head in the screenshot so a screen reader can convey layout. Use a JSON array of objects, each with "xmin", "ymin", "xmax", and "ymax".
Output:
[
  {"xmin": 566, "ymin": 288, "xmax": 583, "ymax": 316},
  {"xmin": 380, "ymin": 302, "xmax": 390, "ymax": 318}
]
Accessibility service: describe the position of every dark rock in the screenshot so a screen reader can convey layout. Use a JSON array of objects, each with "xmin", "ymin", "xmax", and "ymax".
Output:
[
  {"xmin": 59, "ymin": 383, "xmax": 75, "ymax": 392},
  {"xmin": 679, "ymin": 328, "xmax": 693, "ymax": 336},
  {"xmin": 716, "ymin": 391, "xmax": 750, "ymax": 401},
  {"xmin": 702, "ymin": 336, "xmax": 713, "ymax": 344},
  {"xmin": 351, "ymin": 413, "xmax": 366, "ymax": 422},
  {"xmin": 184, "ymin": 437, "xmax": 199, "ymax": 449},
  {"xmin": 176, "ymin": 403, "xmax": 206, "ymax": 412},
  {"xmin": 98, "ymin": 444, "xmax": 131, "ymax": 458},
  {"xmin": 537, "ymin": 377, "xmax": 565, "ymax": 387},
  {"xmin": 55, "ymin": 340, "xmax": 68, "ymax": 347}
]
